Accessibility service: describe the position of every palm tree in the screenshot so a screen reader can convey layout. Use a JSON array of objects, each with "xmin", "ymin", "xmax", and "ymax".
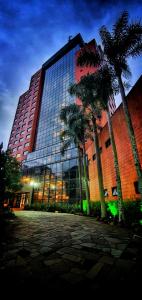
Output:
[
  {"xmin": 71, "ymin": 66, "xmax": 124, "ymax": 221},
  {"xmin": 60, "ymin": 103, "xmax": 91, "ymax": 215},
  {"xmin": 77, "ymin": 11, "xmax": 142, "ymax": 199},
  {"xmin": 69, "ymin": 86, "xmax": 107, "ymax": 219}
]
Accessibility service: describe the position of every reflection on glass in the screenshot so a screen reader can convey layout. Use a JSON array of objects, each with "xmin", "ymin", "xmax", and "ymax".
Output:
[{"xmin": 23, "ymin": 44, "xmax": 85, "ymax": 203}]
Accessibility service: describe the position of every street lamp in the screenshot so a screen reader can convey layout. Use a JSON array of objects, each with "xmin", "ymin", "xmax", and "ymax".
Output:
[{"xmin": 30, "ymin": 180, "xmax": 39, "ymax": 204}]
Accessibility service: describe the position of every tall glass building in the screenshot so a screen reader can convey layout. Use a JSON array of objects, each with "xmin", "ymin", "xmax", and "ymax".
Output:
[
  {"xmin": 20, "ymin": 34, "xmax": 85, "ymax": 204},
  {"xmin": 8, "ymin": 33, "xmax": 116, "ymax": 206}
]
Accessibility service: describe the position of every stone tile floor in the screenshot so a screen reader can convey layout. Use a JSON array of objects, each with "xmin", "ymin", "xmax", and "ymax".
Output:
[{"xmin": 0, "ymin": 211, "xmax": 142, "ymax": 292}]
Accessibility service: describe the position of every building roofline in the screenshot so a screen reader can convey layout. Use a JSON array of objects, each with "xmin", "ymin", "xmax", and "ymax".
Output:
[
  {"xmin": 126, "ymin": 75, "xmax": 142, "ymax": 98},
  {"xmin": 42, "ymin": 33, "xmax": 84, "ymax": 70}
]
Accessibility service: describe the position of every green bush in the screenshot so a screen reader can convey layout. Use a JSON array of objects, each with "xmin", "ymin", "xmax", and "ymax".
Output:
[
  {"xmin": 24, "ymin": 199, "xmax": 142, "ymax": 227},
  {"xmin": 24, "ymin": 201, "xmax": 81, "ymax": 214},
  {"xmin": 90, "ymin": 200, "xmax": 142, "ymax": 226},
  {"xmin": 90, "ymin": 201, "xmax": 101, "ymax": 217},
  {"xmin": 123, "ymin": 200, "xmax": 142, "ymax": 226}
]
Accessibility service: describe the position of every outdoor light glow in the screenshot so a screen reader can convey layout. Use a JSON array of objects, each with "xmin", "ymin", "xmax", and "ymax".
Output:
[
  {"xmin": 83, "ymin": 199, "xmax": 88, "ymax": 213},
  {"xmin": 107, "ymin": 202, "xmax": 118, "ymax": 217},
  {"xmin": 30, "ymin": 180, "xmax": 39, "ymax": 188}
]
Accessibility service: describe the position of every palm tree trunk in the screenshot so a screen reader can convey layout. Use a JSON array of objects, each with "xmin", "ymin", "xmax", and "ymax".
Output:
[
  {"xmin": 82, "ymin": 144, "xmax": 90, "ymax": 215},
  {"xmin": 118, "ymin": 75, "xmax": 142, "ymax": 200},
  {"xmin": 106, "ymin": 104, "xmax": 124, "ymax": 222},
  {"xmin": 92, "ymin": 119, "xmax": 107, "ymax": 218},
  {"xmin": 77, "ymin": 146, "xmax": 83, "ymax": 212}
]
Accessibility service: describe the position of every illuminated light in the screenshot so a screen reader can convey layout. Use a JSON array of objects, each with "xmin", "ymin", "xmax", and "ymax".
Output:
[
  {"xmin": 50, "ymin": 184, "xmax": 56, "ymax": 190},
  {"xmin": 83, "ymin": 199, "xmax": 89, "ymax": 213},
  {"xmin": 21, "ymin": 176, "xmax": 31, "ymax": 184},
  {"xmin": 107, "ymin": 202, "xmax": 118, "ymax": 217},
  {"xmin": 29, "ymin": 180, "xmax": 39, "ymax": 188}
]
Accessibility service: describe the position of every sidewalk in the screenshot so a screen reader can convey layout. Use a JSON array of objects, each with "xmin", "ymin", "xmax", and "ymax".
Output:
[{"xmin": 0, "ymin": 211, "xmax": 142, "ymax": 291}]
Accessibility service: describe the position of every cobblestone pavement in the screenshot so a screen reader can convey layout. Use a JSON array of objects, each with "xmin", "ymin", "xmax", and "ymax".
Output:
[{"xmin": 0, "ymin": 211, "xmax": 142, "ymax": 292}]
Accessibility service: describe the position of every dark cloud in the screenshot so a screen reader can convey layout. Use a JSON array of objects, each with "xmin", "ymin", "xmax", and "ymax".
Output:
[{"xmin": 0, "ymin": 0, "xmax": 142, "ymax": 148}]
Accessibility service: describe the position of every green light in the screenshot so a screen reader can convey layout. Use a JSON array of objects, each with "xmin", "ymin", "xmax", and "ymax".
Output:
[
  {"xmin": 83, "ymin": 200, "xmax": 88, "ymax": 213},
  {"xmin": 107, "ymin": 202, "xmax": 118, "ymax": 217},
  {"xmin": 139, "ymin": 220, "xmax": 142, "ymax": 225}
]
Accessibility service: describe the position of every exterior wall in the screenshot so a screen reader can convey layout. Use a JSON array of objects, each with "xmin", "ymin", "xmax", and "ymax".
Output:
[
  {"xmin": 8, "ymin": 69, "xmax": 42, "ymax": 161},
  {"xmin": 87, "ymin": 76, "xmax": 142, "ymax": 201}
]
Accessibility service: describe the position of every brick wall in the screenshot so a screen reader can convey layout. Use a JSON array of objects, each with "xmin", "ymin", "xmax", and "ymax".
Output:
[
  {"xmin": 87, "ymin": 75, "xmax": 142, "ymax": 201},
  {"xmin": 8, "ymin": 69, "xmax": 42, "ymax": 162}
]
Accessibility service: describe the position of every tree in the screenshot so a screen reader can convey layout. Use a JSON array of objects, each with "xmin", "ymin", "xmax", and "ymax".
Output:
[
  {"xmin": 60, "ymin": 104, "xmax": 91, "ymax": 215},
  {"xmin": 77, "ymin": 11, "xmax": 142, "ymax": 199},
  {"xmin": 69, "ymin": 85, "xmax": 107, "ymax": 218},
  {"xmin": 71, "ymin": 66, "xmax": 124, "ymax": 221},
  {"xmin": 0, "ymin": 143, "xmax": 22, "ymax": 206}
]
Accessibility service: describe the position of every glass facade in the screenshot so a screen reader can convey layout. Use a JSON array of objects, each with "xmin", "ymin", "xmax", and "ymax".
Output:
[{"xmin": 23, "ymin": 44, "xmax": 85, "ymax": 203}]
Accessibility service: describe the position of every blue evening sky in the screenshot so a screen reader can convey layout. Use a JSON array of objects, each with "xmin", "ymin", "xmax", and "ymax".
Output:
[{"xmin": 0, "ymin": 0, "xmax": 142, "ymax": 149}]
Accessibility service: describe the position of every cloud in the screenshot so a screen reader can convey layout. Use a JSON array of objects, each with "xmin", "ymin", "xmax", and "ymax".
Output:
[{"xmin": 0, "ymin": 0, "xmax": 142, "ymax": 148}]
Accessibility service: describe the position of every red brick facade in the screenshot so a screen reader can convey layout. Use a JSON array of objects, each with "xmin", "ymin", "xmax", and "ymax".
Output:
[
  {"xmin": 87, "ymin": 76, "xmax": 142, "ymax": 201},
  {"xmin": 8, "ymin": 69, "xmax": 42, "ymax": 162}
]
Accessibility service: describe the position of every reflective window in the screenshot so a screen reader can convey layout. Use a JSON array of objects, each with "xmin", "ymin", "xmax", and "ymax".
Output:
[
  {"xmin": 24, "ymin": 142, "xmax": 30, "ymax": 147},
  {"xmin": 23, "ymin": 43, "xmax": 85, "ymax": 203}
]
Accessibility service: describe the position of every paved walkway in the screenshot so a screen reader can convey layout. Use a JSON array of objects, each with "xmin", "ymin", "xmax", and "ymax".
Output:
[{"xmin": 0, "ymin": 211, "xmax": 142, "ymax": 291}]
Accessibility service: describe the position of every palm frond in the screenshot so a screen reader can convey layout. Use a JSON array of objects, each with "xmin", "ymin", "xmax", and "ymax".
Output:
[
  {"xmin": 77, "ymin": 49, "xmax": 102, "ymax": 67},
  {"xmin": 99, "ymin": 25, "xmax": 113, "ymax": 51},
  {"xmin": 60, "ymin": 140, "xmax": 72, "ymax": 156},
  {"xmin": 123, "ymin": 22, "xmax": 142, "ymax": 56},
  {"xmin": 60, "ymin": 103, "xmax": 80, "ymax": 123},
  {"xmin": 113, "ymin": 11, "xmax": 129, "ymax": 40},
  {"xmin": 128, "ymin": 41, "xmax": 142, "ymax": 57},
  {"xmin": 120, "ymin": 61, "xmax": 132, "ymax": 79}
]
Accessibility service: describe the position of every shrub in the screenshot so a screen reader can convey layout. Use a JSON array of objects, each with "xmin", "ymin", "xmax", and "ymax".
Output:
[
  {"xmin": 123, "ymin": 200, "xmax": 142, "ymax": 226},
  {"xmin": 90, "ymin": 201, "xmax": 101, "ymax": 217}
]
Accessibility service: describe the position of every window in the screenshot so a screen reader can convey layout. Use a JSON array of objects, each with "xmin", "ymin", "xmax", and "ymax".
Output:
[
  {"xmin": 112, "ymin": 186, "xmax": 118, "ymax": 196},
  {"xmin": 27, "ymin": 127, "xmax": 32, "ymax": 132},
  {"xmin": 16, "ymin": 153, "xmax": 21, "ymax": 158},
  {"xmin": 15, "ymin": 133, "xmax": 20, "ymax": 138},
  {"xmin": 18, "ymin": 121, "xmax": 22, "ymax": 126},
  {"xmin": 134, "ymin": 181, "xmax": 140, "ymax": 194},
  {"xmin": 18, "ymin": 145, "xmax": 22, "ymax": 150},
  {"xmin": 23, "ymin": 118, "xmax": 27, "ymax": 123},
  {"xmin": 104, "ymin": 189, "xmax": 108, "ymax": 197},
  {"xmin": 13, "ymin": 148, "xmax": 17, "ymax": 152},
  {"xmin": 24, "ymin": 142, "xmax": 29, "ymax": 147},
  {"xmin": 30, "ymin": 114, "xmax": 34, "ymax": 118},
  {"xmin": 19, "ymin": 138, "xmax": 24, "ymax": 142},
  {"xmin": 23, "ymin": 150, "xmax": 28, "ymax": 155},
  {"xmin": 21, "ymin": 130, "xmax": 25, "ymax": 135},
  {"xmin": 105, "ymin": 138, "xmax": 111, "ymax": 148},
  {"xmin": 26, "ymin": 134, "xmax": 31, "ymax": 139},
  {"xmin": 92, "ymin": 154, "xmax": 96, "ymax": 161},
  {"xmin": 14, "ymin": 140, "xmax": 18, "ymax": 144}
]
